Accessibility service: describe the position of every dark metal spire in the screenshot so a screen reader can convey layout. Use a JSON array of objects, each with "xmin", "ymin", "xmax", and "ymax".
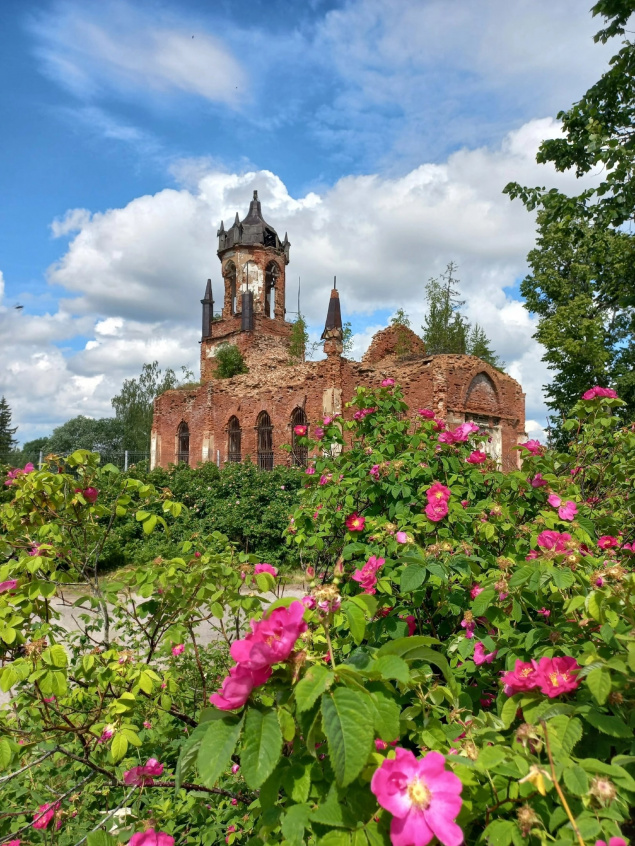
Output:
[
  {"xmin": 201, "ymin": 279, "xmax": 214, "ymax": 339},
  {"xmin": 321, "ymin": 286, "xmax": 343, "ymax": 339}
]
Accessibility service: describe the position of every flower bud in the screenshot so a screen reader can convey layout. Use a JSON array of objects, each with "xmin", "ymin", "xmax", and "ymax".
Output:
[
  {"xmin": 305, "ymin": 566, "xmax": 315, "ymax": 579},
  {"xmin": 590, "ymin": 776, "xmax": 617, "ymax": 806}
]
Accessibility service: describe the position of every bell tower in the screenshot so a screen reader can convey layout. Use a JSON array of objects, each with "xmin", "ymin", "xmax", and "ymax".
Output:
[{"xmin": 200, "ymin": 191, "xmax": 293, "ymax": 380}]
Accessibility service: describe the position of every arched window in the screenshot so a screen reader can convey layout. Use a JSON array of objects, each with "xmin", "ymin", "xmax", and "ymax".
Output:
[
  {"xmin": 177, "ymin": 422, "xmax": 189, "ymax": 465},
  {"xmin": 290, "ymin": 407, "xmax": 308, "ymax": 467},
  {"xmin": 225, "ymin": 261, "xmax": 237, "ymax": 315},
  {"xmin": 265, "ymin": 262, "xmax": 279, "ymax": 318},
  {"xmin": 256, "ymin": 411, "xmax": 274, "ymax": 470},
  {"xmin": 227, "ymin": 416, "xmax": 241, "ymax": 463}
]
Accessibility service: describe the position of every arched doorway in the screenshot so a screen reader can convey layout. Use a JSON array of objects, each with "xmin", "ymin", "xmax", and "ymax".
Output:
[
  {"xmin": 290, "ymin": 407, "xmax": 308, "ymax": 467},
  {"xmin": 224, "ymin": 261, "xmax": 237, "ymax": 315},
  {"xmin": 177, "ymin": 422, "xmax": 190, "ymax": 465},
  {"xmin": 227, "ymin": 416, "xmax": 242, "ymax": 463},
  {"xmin": 256, "ymin": 411, "xmax": 274, "ymax": 470}
]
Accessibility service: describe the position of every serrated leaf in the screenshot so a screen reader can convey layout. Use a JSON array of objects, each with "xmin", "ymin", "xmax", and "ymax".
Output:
[
  {"xmin": 508, "ymin": 566, "xmax": 534, "ymax": 588},
  {"xmin": 87, "ymin": 832, "xmax": 117, "ymax": 846},
  {"xmin": 373, "ymin": 655, "xmax": 410, "ymax": 684},
  {"xmin": 584, "ymin": 710, "xmax": 632, "ymax": 738},
  {"xmin": 0, "ymin": 737, "xmax": 12, "ymax": 769},
  {"xmin": 399, "ymin": 566, "xmax": 426, "ymax": 593},
  {"xmin": 321, "ymin": 688, "xmax": 374, "ymax": 787},
  {"xmin": 198, "ymin": 714, "xmax": 244, "ymax": 788},
  {"xmin": 175, "ymin": 722, "xmax": 209, "ymax": 790},
  {"xmin": 110, "ymin": 733, "xmax": 128, "ymax": 763},
  {"xmin": 545, "ymin": 715, "xmax": 583, "ymax": 757},
  {"xmin": 586, "ymin": 667, "xmax": 611, "ymax": 705},
  {"xmin": 295, "ymin": 665, "xmax": 333, "ymax": 713},
  {"xmin": 281, "ymin": 803, "xmax": 310, "ymax": 846},
  {"xmin": 345, "ymin": 602, "xmax": 366, "ymax": 645},
  {"xmin": 255, "ymin": 572, "xmax": 275, "ymax": 593},
  {"xmin": 49, "ymin": 644, "xmax": 67, "ymax": 668},
  {"xmin": 483, "ymin": 819, "xmax": 518, "ymax": 846},
  {"xmin": 501, "ymin": 695, "xmax": 520, "ymax": 729},
  {"xmin": 477, "ymin": 746, "xmax": 507, "ymax": 770},
  {"xmin": 241, "ymin": 708, "xmax": 283, "ymax": 789},
  {"xmin": 281, "ymin": 760, "xmax": 312, "ymax": 803},
  {"xmin": 369, "ymin": 690, "xmax": 400, "ymax": 742},
  {"xmin": 278, "ymin": 708, "xmax": 296, "ymax": 742},
  {"xmin": 472, "ymin": 589, "xmax": 496, "ymax": 616},
  {"xmin": 563, "ymin": 765, "xmax": 589, "ymax": 796},
  {"xmin": 138, "ymin": 671, "xmax": 153, "ymax": 694},
  {"xmin": 552, "ymin": 568, "xmax": 574, "ymax": 589}
]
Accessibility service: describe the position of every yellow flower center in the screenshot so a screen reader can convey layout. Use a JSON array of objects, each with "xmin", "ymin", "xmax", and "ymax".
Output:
[
  {"xmin": 407, "ymin": 777, "xmax": 431, "ymax": 809},
  {"xmin": 520, "ymin": 668, "xmax": 533, "ymax": 678},
  {"xmin": 549, "ymin": 672, "xmax": 560, "ymax": 686}
]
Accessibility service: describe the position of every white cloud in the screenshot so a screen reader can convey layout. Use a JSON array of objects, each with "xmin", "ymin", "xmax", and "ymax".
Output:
[
  {"xmin": 2, "ymin": 117, "xmax": 602, "ymax": 442},
  {"xmin": 29, "ymin": 0, "xmax": 248, "ymax": 107}
]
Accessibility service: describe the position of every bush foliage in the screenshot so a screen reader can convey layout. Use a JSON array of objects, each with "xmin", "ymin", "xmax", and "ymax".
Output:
[{"xmin": 0, "ymin": 383, "xmax": 633, "ymax": 846}]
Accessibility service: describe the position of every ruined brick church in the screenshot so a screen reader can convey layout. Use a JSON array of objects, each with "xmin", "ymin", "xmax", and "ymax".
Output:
[{"xmin": 151, "ymin": 192, "xmax": 526, "ymax": 471}]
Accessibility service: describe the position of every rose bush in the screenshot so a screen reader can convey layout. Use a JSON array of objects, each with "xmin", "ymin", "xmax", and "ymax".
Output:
[{"xmin": 0, "ymin": 385, "xmax": 633, "ymax": 845}]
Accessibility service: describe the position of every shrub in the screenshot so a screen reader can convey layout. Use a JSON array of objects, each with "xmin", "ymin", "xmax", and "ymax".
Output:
[
  {"xmin": 0, "ymin": 388, "xmax": 634, "ymax": 845},
  {"xmin": 214, "ymin": 343, "xmax": 248, "ymax": 378}
]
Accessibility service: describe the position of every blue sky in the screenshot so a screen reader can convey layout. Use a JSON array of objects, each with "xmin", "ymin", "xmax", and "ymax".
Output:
[{"xmin": 0, "ymin": 0, "xmax": 617, "ymax": 442}]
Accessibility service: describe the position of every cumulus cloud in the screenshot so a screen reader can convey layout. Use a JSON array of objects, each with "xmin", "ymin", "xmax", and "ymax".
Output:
[
  {"xmin": 2, "ymin": 116, "xmax": 602, "ymax": 442},
  {"xmin": 29, "ymin": 0, "xmax": 247, "ymax": 106}
]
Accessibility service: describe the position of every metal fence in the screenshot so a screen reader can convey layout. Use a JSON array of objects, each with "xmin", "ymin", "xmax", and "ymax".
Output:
[{"xmin": 0, "ymin": 451, "xmax": 150, "ymax": 471}]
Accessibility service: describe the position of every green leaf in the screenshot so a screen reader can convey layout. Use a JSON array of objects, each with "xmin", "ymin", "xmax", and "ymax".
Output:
[
  {"xmin": 483, "ymin": 819, "xmax": 519, "ymax": 846},
  {"xmin": 198, "ymin": 714, "xmax": 244, "ymax": 788},
  {"xmin": 0, "ymin": 737, "xmax": 12, "ymax": 770},
  {"xmin": 399, "ymin": 565, "xmax": 426, "ymax": 592},
  {"xmin": 545, "ymin": 716, "xmax": 583, "ymax": 757},
  {"xmin": 295, "ymin": 665, "xmax": 333, "ymax": 713},
  {"xmin": 552, "ymin": 568, "xmax": 574, "ymax": 589},
  {"xmin": 584, "ymin": 710, "xmax": 632, "ymax": 738},
  {"xmin": 310, "ymin": 785, "xmax": 356, "ymax": 829},
  {"xmin": 501, "ymin": 695, "xmax": 521, "ymax": 729},
  {"xmin": 241, "ymin": 708, "xmax": 283, "ymax": 789},
  {"xmin": 281, "ymin": 760, "xmax": 312, "ymax": 803},
  {"xmin": 278, "ymin": 708, "xmax": 296, "ymax": 742},
  {"xmin": 281, "ymin": 804, "xmax": 310, "ymax": 846},
  {"xmin": 175, "ymin": 722, "xmax": 209, "ymax": 790},
  {"xmin": 586, "ymin": 667, "xmax": 611, "ymax": 705},
  {"xmin": 49, "ymin": 644, "xmax": 68, "ymax": 668},
  {"xmin": 321, "ymin": 687, "xmax": 374, "ymax": 787},
  {"xmin": 563, "ymin": 765, "xmax": 589, "ymax": 796},
  {"xmin": 471, "ymin": 589, "xmax": 496, "ymax": 616},
  {"xmin": 110, "ymin": 733, "xmax": 128, "ymax": 763},
  {"xmin": 138, "ymin": 671, "xmax": 153, "ymax": 694},
  {"xmin": 143, "ymin": 514, "xmax": 158, "ymax": 534},
  {"xmin": 255, "ymin": 572, "xmax": 275, "ymax": 593},
  {"xmin": 477, "ymin": 746, "xmax": 506, "ymax": 770},
  {"xmin": 87, "ymin": 832, "xmax": 117, "ymax": 846},
  {"xmin": 345, "ymin": 602, "xmax": 366, "ymax": 645},
  {"xmin": 508, "ymin": 566, "xmax": 534, "ymax": 588},
  {"xmin": 318, "ymin": 832, "xmax": 352, "ymax": 846},
  {"xmin": 373, "ymin": 655, "xmax": 410, "ymax": 684},
  {"xmin": 376, "ymin": 635, "xmax": 440, "ymax": 659},
  {"xmin": 369, "ymin": 690, "xmax": 400, "ymax": 742}
]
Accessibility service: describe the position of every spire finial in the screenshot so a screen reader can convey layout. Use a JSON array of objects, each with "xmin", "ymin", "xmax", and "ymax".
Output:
[
  {"xmin": 253, "ymin": 190, "xmax": 258, "ymax": 200},
  {"xmin": 334, "ymin": 275, "xmax": 337, "ymax": 290}
]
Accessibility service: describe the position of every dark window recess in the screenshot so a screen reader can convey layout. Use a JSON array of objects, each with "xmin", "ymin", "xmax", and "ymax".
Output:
[
  {"xmin": 263, "ymin": 228, "xmax": 277, "ymax": 248},
  {"xmin": 290, "ymin": 407, "xmax": 308, "ymax": 467},
  {"xmin": 265, "ymin": 262, "xmax": 279, "ymax": 318},
  {"xmin": 225, "ymin": 261, "xmax": 237, "ymax": 315},
  {"xmin": 257, "ymin": 411, "xmax": 274, "ymax": 470},
  {"xmin": 228, "ymin": 416, "xmax": 242, "ymax": 463},
  {"xmin": 177, "ymin": 422, "xmax": 190, "ymax": 464}
]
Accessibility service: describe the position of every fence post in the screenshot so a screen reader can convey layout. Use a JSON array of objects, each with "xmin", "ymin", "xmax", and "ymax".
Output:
[
  {"xmin": 124, "ymin": 450, "xmax": 128, "ymax": 472},
  {"xmin": 216, "ymin": 449, "xmax": 220, "ymax": 467},
  {"xmin": 38, "ymin": 450, "xmax": 43, "ymax": 469}
]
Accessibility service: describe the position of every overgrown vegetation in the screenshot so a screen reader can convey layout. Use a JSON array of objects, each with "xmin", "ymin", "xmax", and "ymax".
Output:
[{"xmin": 213, "ymin": 343, "xmax": 249, "ymax": 378}]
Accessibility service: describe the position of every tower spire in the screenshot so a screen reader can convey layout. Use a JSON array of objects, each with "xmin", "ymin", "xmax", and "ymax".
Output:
[
  {"xmin": 321, "ymin": 282, "xmax": 343, "ymax": 358},
  {"xmin": 201, "ymin": 279, "xmax": 214, "ymax": 339}
]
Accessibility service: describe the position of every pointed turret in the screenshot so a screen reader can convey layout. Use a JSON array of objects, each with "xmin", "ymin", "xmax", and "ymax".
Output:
[
  {"xmin": 321, "ymin": 283, "xmax": 344, "ymax": 357},
  {"xmin": 217, "ymin": 190, "xmax": 289, "ymax": 261},
  {"xmin": 201, "ymin": 279, "xmax": 214, "ymax": 339}
]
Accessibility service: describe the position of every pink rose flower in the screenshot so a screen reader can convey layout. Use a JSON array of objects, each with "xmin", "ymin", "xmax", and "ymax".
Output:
[
  {"xmin": 319, "ymin": 474, "xmax": 330, "ymax": 485},
  {"xmin": 143, "ymin": 721, "xmax": 152, "ymax": 729},
  {"xmin": 466, "ymin": 450, "xmax": 487, "ymax": 464},
  {"xmin": 558, "ymin": 501, "xmax": 578, "ymax": 521},
  {"xmin": 100, "ymin": 724, "xmax": 115, "ymax": 741},
  {"xmin": 595, "ymin": 577, "xmax": 604, "ymax": 587},
  {"xmin": 533, "ymin": 656, "xmax": 581, "ymax": 698},
  {"xmin": 371, "ymin": 748, "xmax": 463, "ymax": 846},
  {"xmin": 595, "ymin": 839, "xmax": 628, "ymax": 846},
  {"xmin": 404, "ymin": 615, "xmax": 416, "ymax": 637},
  {"xmin": 172, "ymin": 644, "xmax": 185, "ymax": 657},
  {"xmin": 501, "ymin": 660, "xmax": 538, "ymax": 696},
  {"xmin": 144, "ymin": 758, "xmax": 163, "ymax": 776},
  {"xmin": 0, "ymin": 579, "xmax": 18, "ymax": 593},
  {"xmin": 461, "ymin": 500, "xmax": 468, "ymax": 508},
  {"xmin": 470, "ymin": 585, "xmax": 484, "ymax": 599},
  {"xmin": 194, "ymin": 551, "xmax": 201, "ymax": 558},
  {"xmin": 548, "ymin": 494, "xmax": 561, "ymax": 508},
  {"xmin": 209, "ymin": 664, "xmax": 272, "ymax": 711},
  {"xmin": 427, "ymin": 481, "xmax": 451, "ymax": 504},
  {"xmin": 293, "ymin": 425, "xmax": 308, "ymax": 436},
  {"xmin": 323, "ymin": 415, "xmax": 333, "ymax": 425},
  {"xmin": 473, "ymin": 642, "xmax": 497, "ymax": 666},
  {"xmin": 537, "ymin": 608, "xmax": 550, "ymax": 618},
  {"xmin": 33, "ymin": 803, "xmax": 59, "ymax": 830},
  {"xmin": 231, "ymin": 763, "xmax": 240, "ymax": 774},
  {"xmin": 531, "ymin": 474, "xmax": 548, "ymax": 487},
  {"xmin": 346, "ymin": 513, "xmax": 366, "ymax": 531},
  {"xmin": 314, "ymin": 426, "xmax": 324, "ymax": 439},
  {"xmin": 302, "ymin": 595, "xmax": 316, "ymax": 610},
  {"xmin": 4, "ymin": 463, "xmax": 35, "ymax": 486},
  {"xmin": 375, "ymin": 739, "xmax": 389, "ymax": 751},
  {"xmin": 598, "ymin": 536, "xmax": 619, "ymax": 549},
  {"xmin": 305, "ymin": 466, "xmax": 316, "ymax": 475},
  {"xmin": 6, "ymin": 840, "xmax": 20, "ymax": 846},
  {"xmin": 396, "ymin": 531, "xmax": 408, "ymax": 543},
  {"xmin": 124, "ymin": 758, "xmax": 163, "ymax": 786},
  {"xmin": 536, "ymin": 530, "xmax": 572, "ymax": 553},
  {"xmin": 461, "ymin": 619, "xmax": 475, "ymax": 639},
  {"xmin": 437, "ymin": 431, "xmax": 455, "ymax": 445},
  {"xmin": 254, "ymin": 563, "xmax": 278, "ymax": 578},
  {"xmin": 519, "ymin": 439, "xmax": 542, "ymax": 456},
  {"xmin": 229, "ymin": 602, "xmax": 308, "ymax": 673},
  {"xmin": 582, "ymin": 386, "xmax": 618, "ymax": 400},
  {"xmin": 83, "ymin": 487, "xmax": 99, "ymax": 503},
  {"xmin": 129, "ymin": 830, "xmax": 175, "ymax": 846},
  {"xmin": 370, "ymin": 464, "xmax": 380, "ymax": 480},
  {"xmin": 451, "ymin": 421, "xmax": 480, "ymax": 442},
  {"xmin": 417, "ymin": 409, "xmax": 435, "ymax": 419},
  {"xmin": 381, "ymin": 378, "xmax": 395, "ymax": 387},
  {"xmin": 425, "ymin": 500, "xmax": 448, "ymax": 522},
  {"xmin": 352, "ymin": 556, "xmax": 385, "ymax": 595}
]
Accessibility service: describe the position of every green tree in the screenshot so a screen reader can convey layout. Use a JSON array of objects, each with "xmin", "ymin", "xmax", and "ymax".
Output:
[
  {"xmin": 46, "ymin": 416, "xmax": 124, "ymax": 456},
  {"xmin": 20, "ymin": 437, "xmax": 50, "ymax": 465},
  {"xmin": 467, "ymin": 324, "xmax": 504, "ymax": 369},
  {"xmin": 0, "ymin": 397, "xmax": 18, "ymax": 454},
  {"xmin": 213, "ymin": 344, "xmax": 248, "ymax": 379},
  {"xmin": 112, "ymin": 361, "xmax": 192, "ymax": 452},
  {"xmin": 390, "ymin": 308, "xmax": 411, "ymax": 328},
  {"xmin": 505, "ymin": 2, "xmax": 635, "ymax": 231},
  {"xmin": 288, "ymin": 315, "xmax": 308, "ymax": 363},
  {"xmin": 421, "ymin": 263, "xmax": 469, "ymax": 354},
  {"xmin": 342, "ymin": 320, "xmax": 354, "ymax": 356},
  {"xmin": 521, "ymin": 213, "xmax": 635, "ymax": 440}
]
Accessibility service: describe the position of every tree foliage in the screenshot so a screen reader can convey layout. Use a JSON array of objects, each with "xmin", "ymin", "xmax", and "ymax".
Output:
[
  {"xmin": 45, "ymin": 415, "xmax": 124, "ymax": 456},
  {"xmin": 289, "ymin": 315, "xmax": 308, "ymax": 363},
  {"xmin": 213, "ymin": 344, "xmax": 249, "ymax": 379},
  {"xmin": 0, "ymin": 396, "xmax": 18, "ymax": 454},
  {"xmin": 112, "ymin": 361, "xmax": 192, "ymax": 451}
]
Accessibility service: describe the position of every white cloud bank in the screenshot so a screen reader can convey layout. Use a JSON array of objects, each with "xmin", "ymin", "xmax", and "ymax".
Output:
[{"xmin": 4, "ymin": 116, "xmax": 599, "ymax": 443}]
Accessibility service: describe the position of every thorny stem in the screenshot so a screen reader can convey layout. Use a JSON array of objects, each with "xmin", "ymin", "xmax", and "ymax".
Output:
[{"xmin": 540, "ymin": 720, "xmax": 585, "ymax": 846}]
